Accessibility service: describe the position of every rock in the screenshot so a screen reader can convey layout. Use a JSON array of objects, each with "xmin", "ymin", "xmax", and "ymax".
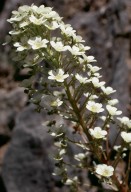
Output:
[
  {"xmin": 0, "ymin": 175, "xmax": 7, "ymax": 192},
  {"xmin": 69, "ymin": 0, "xmax": 129, "ymax": 114},
  {"xmin": 0, "ymin": 135, "xmax": 10, "ymax": 147},
  {"xmin": 2, "ymin": 106, "xmax": 58, "ymax": 192},
  {"xmin": 0, "ymin": 144, "xmax": 9, "ymax": 171},
  {"xmin": 2, "ymin": 105, "xmax": 84, "ymax": 192},
  {"xmin": 0, "ymin": 88, "xmax": 27, "ymax": 137},
  {"xmin": 68, "ymin": 0, "xmax": 130, "ymax": 144}
]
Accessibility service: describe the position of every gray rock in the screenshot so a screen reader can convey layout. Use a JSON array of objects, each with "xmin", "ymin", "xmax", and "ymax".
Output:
[
  {"xmin": 2, "ymin": 105, "xmax": 84, "ymax": 192},
  {"xmin": 69, "ymin": 0, "xmax": 129, "ymax": 114},
  {"xmin": 2, "ymin": 106, "xmax": 58, "ymax": 192},
  {"xmin": 0, "ymin": 88, "xmax": 27, "ymax": 147},
  {"xmin": 69, "ymin": 0, "xmax": 130, "ymax": 144}
]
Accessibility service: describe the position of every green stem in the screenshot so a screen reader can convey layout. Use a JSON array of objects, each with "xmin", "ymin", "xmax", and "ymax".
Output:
[{"xmin": 64, "ymin": 80, "xmax": 104, "ymax": 162}]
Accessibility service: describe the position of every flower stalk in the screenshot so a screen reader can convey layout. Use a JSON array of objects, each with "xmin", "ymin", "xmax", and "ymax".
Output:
[{"xmin": 7, "ymin": 4, "xmax": 131, "ymax": 191}]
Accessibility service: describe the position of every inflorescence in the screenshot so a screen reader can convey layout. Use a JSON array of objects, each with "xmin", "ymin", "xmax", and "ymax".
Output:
[{"xmin": 7, "ymin": 4, "xmax": 131, "ymax": 192}]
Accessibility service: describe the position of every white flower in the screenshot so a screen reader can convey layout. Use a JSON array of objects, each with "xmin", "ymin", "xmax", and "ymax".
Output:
[
  {"xmin": 50, "ymin": 98, "xmax": 63, "ymax": 107},
  {"xmin": 31, "ymin": 5, "xmax": 53, "ymax": 15},
  {"xmin": 72, "ymin": 35, "xmax": 85, "ymax": 43},
  {"xmin": 44, "ymin": 11, "xmax": 61, "ymax": 20},
  {"xmin": 117, "ymin": 116, "xmax": 130, "ymax": 124},
  {"xmin": 121, "ymin": 132, "xmax": 131, "ymax": 143},
  {"xmin": 90, "ymin": 95, "xmax": 98, "ymax": 100},
  {"xmin": 67, "ymin": 45, "xmax": 85, "ymax": 55},
  {"xmin": 95, "ymin": 164, "xmax": 114, "ymax": 177},
  {"xmin": 28, "ymin": 37, "xmax": 49, "ymax": 49},
  {"xmin": 101, "ymin": 86, "xmax": 116, "ymax": 95},
  {"xmin": 106, "ymin": 105, "xmax": 122, "ymax": 116},
  {"xmin": 75, "ymin": 73, "xmax": 89, "ymax": 84},
  {"xmin": 78, "ymin": 44, "xmax": 90, "ymax": 52},
  {"xmin": 91, "ymin": 77, "xmax": 105, "ymax": 88},
  {"xmin": 122, "ymin": 153, "xmax": 126, "ymax": 158},
  {"xmin": 50, "ymin": 132, "xmax": 56, "ymax": 137},
  {"xmin": 84, "ymin": 93, "xmax": 98, "ymax": 100},
  {"xmin": 83, "ymin": 55, "xmax": 96, "ymax": 63},
  {"xmin": 79, "ymin": 55, "xmax": 96, "ymax": 64},
  {"xmin": 41, "ymin": 95, "xmax": 63, "ymax": 109},
  {"xmin": 7, "ymin": 15, "xmax": 24, "ymax": 23},
  {"xmin": 65, "ymin": 177, "xmax": 78, "ymax": 185},
  {"xmin": 90, "ymin": 72, "xmax": 102, "ymax": 78},
  {"xmin": 113, "ymin": 145, "xmax": 121, "ymax": 151},
  {"xmin": 100, "ymin": 116, "xmax": 106, "ymax": 121},
  {"xmin": 31, "ymin": 5, "xmax": 52, "ymax": 14},
  {"xmin": 29, "ymin": 14, "xmax": 46, "ymax": 25},
  {"xmin": 89, "ymin": 127, "xmax": 107, "ymax": 139},
  {"xmin": 45, "ymin": 21, "xmax": 59, "ymax": 30},
  {"xmin": 48, "ymin": 69, "xmax": 69, "ymax": 82},
  {"xmin": 54, "ymin": 141, "xmax": 62, "ymax": 148},
  {"xmin": 65, "ymin": 176, "xmax": 78, "ymax": 185},
  {"xmin": 87, "ymin": 56, "xmax": 96, "ymax": 62},
  {"xmin": 60, "ymin": 23, "xmax": 76, "ymax": 37},
  {"xmin": 74, "ymin": 153, "xmax": 87, "ymax": 161},
  {"xmin": 31, "ymin": 4, "xmax": 40, "ymax": 12},
  {"xmin": 9, "ymin": 30, "xmax": 21, "ymax": 35},
  {"xmin": 65, "ymin": 179, "xmax": 73, "ymax": 185},
  {"xmin": 86, "ymin": 101, "xmax": 104, "ymax": 113},
  {"xmin": 18, "ymin": 5, "xmax": 31, "ymax": 13},
  {"xmin": 50, "ymin": 41, "xmax": 67, "ymax": 52},
  {"xmin": 123, "ymin": 147, "xmax": 128, "ymax": 151},
  {"xmin": 117, "ymin": 117, "xmax": 131, "ymax": 128},
  {"xmin": 59, "ymin": 149, "xmax": 66, "ymax": 156},
  {"xmin": 108, "ymin": 99, "xmax": 119, "ymax": 106},
  {"xmin": 19, "ymin": 21, "xmax": 30, "ymax": 28},
  {"xmin": 88, "ymin": 64, "xmax": 101, "ymax": 73},
  {"xmin": 83, "ymin": 92, "xmax": 90, "ymax": 97},
  {"xmin": 13, "ymin": 37, "xmax": 29, "ymax": 51},
  {"xmin": 50, "ymin": 132, "xmax": 64, "ymax": 137},
  {"xmin": 14, "ymin": 42, "xmax": 27, "ymax": 51}
]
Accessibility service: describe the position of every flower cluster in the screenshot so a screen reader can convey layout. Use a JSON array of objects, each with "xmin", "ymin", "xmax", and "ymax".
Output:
[{"xmin": 8, "ymin": 4, "xmax": 131, "ymax": 192}]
